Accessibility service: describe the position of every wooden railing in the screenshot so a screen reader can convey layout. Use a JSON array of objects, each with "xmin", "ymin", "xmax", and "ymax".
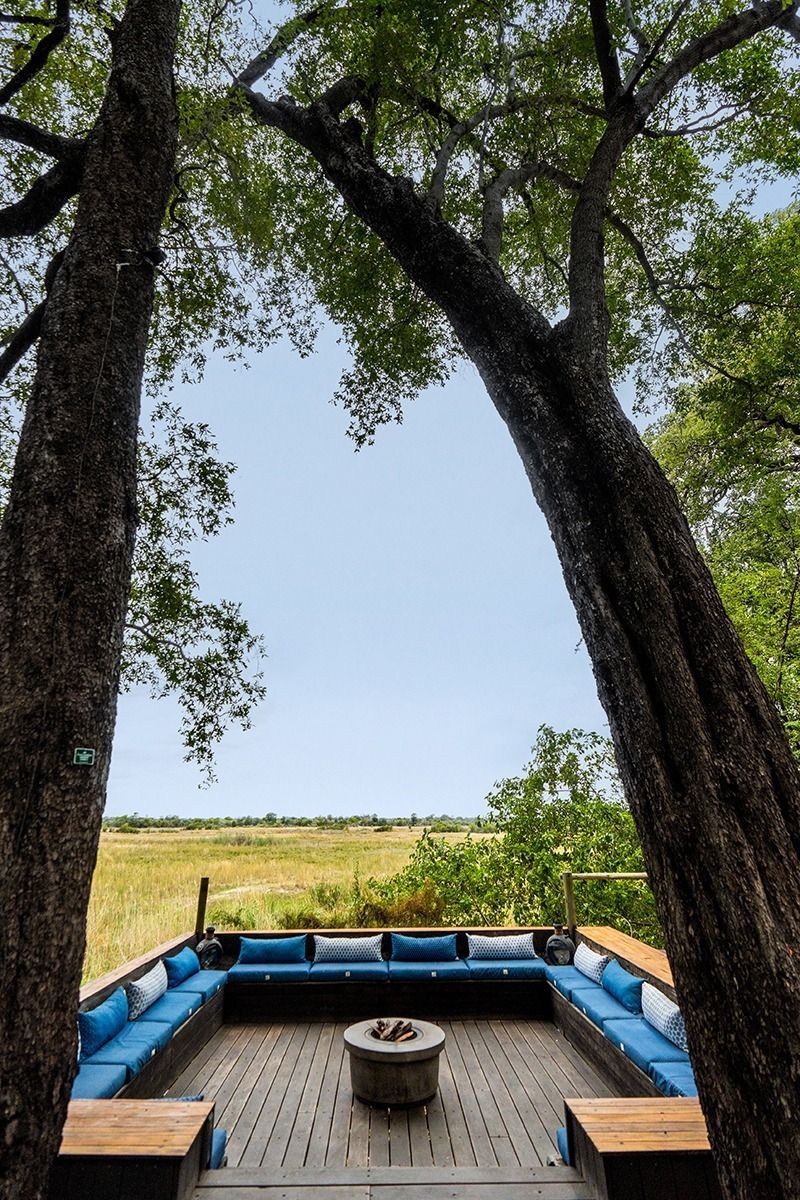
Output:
[{"xmin": 561, "ymin": 870, "xmax": 649, "ymax": 939}]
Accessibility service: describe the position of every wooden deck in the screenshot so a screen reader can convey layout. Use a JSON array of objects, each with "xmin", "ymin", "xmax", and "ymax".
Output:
[{"xmin": 162, "ymin": 1017, "xmax": 619, "ymax": 1198}]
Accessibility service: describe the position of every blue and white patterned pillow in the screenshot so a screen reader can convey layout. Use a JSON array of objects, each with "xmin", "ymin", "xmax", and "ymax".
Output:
[
  {"xmin": 466, "ymin": 932, "xmax": 537, "ymax": 959},
  {"xmin": 574, "ymin": 942, "xmax": 610, "ymax": 984},
  {"xmin": 313, "ymin": 934, "xmax": 383, "ymax": 962},
  {"xmin": 126, "ymin": 960, "xmax": 168, "ymax": 1020},
  {"xmin": 642, "ymin": 981, "xmax": 688, "ymax": 1051}
]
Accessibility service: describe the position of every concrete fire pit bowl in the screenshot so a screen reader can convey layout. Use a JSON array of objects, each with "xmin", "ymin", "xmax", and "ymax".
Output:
[{"xmin": 343, "ymin": 1018, "xmax": 446, "ymax": 1107}]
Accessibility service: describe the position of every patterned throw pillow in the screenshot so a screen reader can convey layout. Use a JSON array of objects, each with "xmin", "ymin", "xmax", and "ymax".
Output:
[
  {"xmin": 126, "ymin": 960, "xmax": 168, "ymax": 1020},
  {"xmin": 466, "ymin": 932, "xmax": 537, "ymax": 960},
  {"xmin": 642, "ymin": 981, "xmax": 689, "ymax": 1051},
  {"xmin": 313, "ymin": 934, "xmax": 383, "ymax": 962},
  {"xmin": 574, "ymin": 942, "xmax": 610, "ymax": 984}
]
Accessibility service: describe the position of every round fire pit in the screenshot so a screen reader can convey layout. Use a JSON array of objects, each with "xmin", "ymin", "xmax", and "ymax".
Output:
[{"xmin": 343, "ymin": 1018, "xmax": 446, "ymax": 1107}]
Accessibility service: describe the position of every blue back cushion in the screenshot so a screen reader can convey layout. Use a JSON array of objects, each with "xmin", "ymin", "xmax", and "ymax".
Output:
[
  {"xmin": 601, "ymin": 959, "xmax": 644, "ymax": 1013},
  {"xmin": 237, "ymin": 935, "xmax": 307, "ymax": 964},
  {"xmin": 78, "ymin": 987, "xmax": 128, "ymax": 1060},
  {"xmin": 390, "ymin": 932, "xmax": 458, "ymax": 962},
  {"xmin": 164, "ymin": 946, "xmax": 201, "ymax": 987}
]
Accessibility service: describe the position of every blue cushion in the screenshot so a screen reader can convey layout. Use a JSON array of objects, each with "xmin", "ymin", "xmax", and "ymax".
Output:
[
  {"xmin": 545, "ymin": 964, "xmax": 602, "ymax": 1001},
  {"xmin": 164, "ymin": 946, "xmax": 201, "ymax": 987},
  {"xmin": 648, "ymin": 1060, "xmax": 698, "ymax": 1098},
  {"xmin": 210, "ymin": 1127, "xmax": 228, "ymax": 1170},
  {"xmin": 78, "ymin": 988, "xmax": 129, "ymax": 1059},
  {"xmin": 71, "ymin": 1063, "xmax": 127, "ymax": 1099},
  {"xmin": 556, "ymin": 1126, "xmax": 571, "ymax": 1165},
  {"xmin": 604, "ymin": 1017, "xmax": 691, "ymax": 1074},
  {"xmin": 141, "ymin": 991, "xmax": 202, "ymax": 1035},
  {"xmin": 390, "ymin": 932, "xmax": 458, "ymax": 962},
  {"xmin": 465, "ymin": 957, "xmax": 546, "ymax": 980},
  {"xmin": 83, "ymin": 1020, "xmax": 172, "ymax": 1079},
  {"xmin": 237, "ymin": 935, "xmax": 307, "ymax": 964},
  {"xmin": 388, "ymin": 959, "xmax": 470, "ymax": 980},
  {"xmin": 168, "ymin": 970, "xmax": 227, "ymax": 1001},
  {"xmin": 227, "ymin": 962, "xmax": 311, "ymax": 983},
  {"xmin": 309, "ymin": 961, "xmax": 389, "ymax": 981},
  {"xmin": 601, "ymin": 959, "xmax": 644, "ymax": 1013},
  {"xmin": 571, "ymin": 987, "xmax": 642, "ymax": 1030}
]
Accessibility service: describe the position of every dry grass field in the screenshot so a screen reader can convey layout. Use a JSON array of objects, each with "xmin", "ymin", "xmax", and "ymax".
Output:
[{"xmin": 84, "ymin": 825, "xmax": 464, "ymax": 982}]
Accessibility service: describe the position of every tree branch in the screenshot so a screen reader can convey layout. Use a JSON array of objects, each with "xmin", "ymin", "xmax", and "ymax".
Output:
[
  {"xmin": 0, "ymin": 9, "xmax": 60, "ymax": 24},
  {"xmin": 589, "ymin": 0, "xmax": 622, "ymax": 107},
  {"xmin": 0, "ymin": 0, "xmax": 69, "ymax": 108},
  {"xmin": 0, "ymin": 299, "xmax": 46, "ymax": 384},
  {"xmin": 0, "ymin": 155, "xmax": 82, "ymax": 237},
  {"xmin": 0, "ymin": 247, "xmax": 64, "ymax": 384},
  {"xmin": 481, "ymin": 161, "xmax": 581, "ymax": 261},
  {"xmin": 566, "ymin": 1, "xmax": 797, "ymax": 361},
  {"xmin": 0, "ymin": 114, "xmax": 83, "ymax": 159},
  {"xmin": 236, "ymin": 6, "xmax": 327, "ymax": 88},
  {"xmin": 125, "ymin": 622, "xmax": 191, "ymax": 663}
]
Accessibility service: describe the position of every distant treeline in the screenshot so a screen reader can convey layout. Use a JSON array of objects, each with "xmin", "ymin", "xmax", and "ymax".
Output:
[{"xmin": 101, "ymin": 813, "xmax": 493, "ymax": 833}]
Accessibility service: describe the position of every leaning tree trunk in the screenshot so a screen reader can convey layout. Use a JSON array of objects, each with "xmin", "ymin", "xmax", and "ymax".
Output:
[
  {"xmin": 254, "ymin": 101, "xmax": 800, "ymax": 1200},
  {"xmin": 469, "ymin": 316, "xmax": 800, "ymax": 1200},
  {"xmin": 0, "ymin": 2, "xmax": 180, "ymax": 1197}
]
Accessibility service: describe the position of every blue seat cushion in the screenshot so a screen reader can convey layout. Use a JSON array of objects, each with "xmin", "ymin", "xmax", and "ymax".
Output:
[
  {"xmin": 571, "ymin": 987, "xmax": 642, "ymax": 1030},
  {"xmin": 78, "ymin": 987, "xmax": 129, "ymax": 1059},
  {"xmin": 388, "ymin": 959, "xmax": 470, "ymax": 981},
  {"xmin": 168, "ymin": 970, "xmax": 227, "ymax": 1002},
  {"xmin": 227, "ymin": 962, "xmax": 311, "ymax": 983},
  {"xmin": 649, "ymin": 1060, "xmax": 698, "ymax": 1098},
  {"xmin": 141, "ymin": 991, "xmax": 202, "ymax": 1034},
  {"xmin": 545, "ymin": 964, "xmax": 602, "ymax": 1001},
  {"xmin": 309, "ymin": 961, "xmax": 389, "ymax": 981},
  {"xmin": 390, "ymin": 932, "xmax": 458, "ymax": 962},
  {"xmin": 83, "ymin": 1020, "xmax": 172, "ymax": 1079},
  {"xmin": 165, "ymin": 946, "xmax": 201, "ymax": 987},
  {"xmin": 556, "ymin": 1126, "xmax": 571, "ymax": 1165},
  {"xmin": 601, "ymin": 959, "xmax": 644, "ymax": 1013},
  {"xmin": 237, "ymin": 935, "xmax": 307, "ymax": 964},
  {"xmin": 465, "ymin": 957, "xmax": 546, "ymax": 980},
  {"xmin": 604, "ymin": 1017, "xmax": 691, "ymax": 1074},
  {"xmin": 210, "ymin": 1127, "xmax": 228, "ymax": 1170},
  {"xmin": 71, "ymin": 1063, "xmax": 127, "ymax": 1099}
]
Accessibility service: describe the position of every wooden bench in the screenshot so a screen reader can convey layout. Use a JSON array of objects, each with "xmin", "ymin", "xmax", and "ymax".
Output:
[
  {"xmin": 577, "ymin": 926, "xmax": 676, "ymax": 1001},
  {"xmin": 564, "ymin": 1098, "xmax": 721, "ymax": 1200},
  {"xmin": 51, "ymin": 1099, "xmax": 215, "ymax": 1200}
]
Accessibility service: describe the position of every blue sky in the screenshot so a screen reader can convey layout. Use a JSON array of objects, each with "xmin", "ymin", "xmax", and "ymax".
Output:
[{"xmin": 106, "ymin": 328, "xmax": 607, "ymax": 818}]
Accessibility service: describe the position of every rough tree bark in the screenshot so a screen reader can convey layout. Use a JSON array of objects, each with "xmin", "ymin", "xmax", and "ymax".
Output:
[
  {"xmin": 0, "ymin": 1, "xmax": 181, "ymax": 1196},
  {"xmin": 240, "ymin": 92, "xmax": 800, "ymax": 1200}
]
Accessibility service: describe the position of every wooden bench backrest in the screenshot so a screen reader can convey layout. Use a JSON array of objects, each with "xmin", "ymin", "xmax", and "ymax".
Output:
[{"xmin": 577, "ymin": 925, "xmax": 676, "ymax": 1001}]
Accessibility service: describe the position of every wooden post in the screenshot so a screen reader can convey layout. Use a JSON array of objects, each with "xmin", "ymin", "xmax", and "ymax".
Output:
[
  {"xmin": 194, "ymin": 876, "xmax": 209, "ymax": 940},
  {"xmin": 562, "ymin": 871, "xmax": 577, "ymax": 941}
]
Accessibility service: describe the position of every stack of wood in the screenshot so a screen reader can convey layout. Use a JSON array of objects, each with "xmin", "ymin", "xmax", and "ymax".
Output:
[{"xmin": 371, "ymin": 1018, "xmax": 415, "ymax": 1042}]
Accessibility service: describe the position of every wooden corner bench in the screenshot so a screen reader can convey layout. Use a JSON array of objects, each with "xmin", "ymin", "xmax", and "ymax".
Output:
[
  {"xmin": 51, "ymin": 1099, "xmax": 215, "ymax": 1200},
  {"xmin": 564, "ymin": 1098, "xmax": 721, "ymax": 1200}
]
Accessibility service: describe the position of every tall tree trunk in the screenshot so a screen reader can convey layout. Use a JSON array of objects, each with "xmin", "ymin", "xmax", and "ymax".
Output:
[
  {"xmin": 255, "ymin": 106, "xmax": 800, "ymax": 1200},
  {"xmin": 0, "ymin": 2, "xmax": 180, "ymax": 1196},
  {"xmin": 470, "ymin": 315, "xmax": 800, "ymax": 1200}
]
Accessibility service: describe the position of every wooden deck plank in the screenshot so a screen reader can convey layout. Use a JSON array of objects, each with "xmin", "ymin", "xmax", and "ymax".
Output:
[
  {"xmin": 226, "ymin": 1024, "xmax": 301, "ymax": 1166},
  {"xmin": 196, "ymin": 1165, "xmax": 590, "ymax": 1185},
  {"xmin": 425, "ymin": 1059, "xmax": 461, "ymax": 1167},
  {"xmin": 254, "ymin": 1024, "xmax": 321, "ymax": 1168},
  {"xmin": 476, "ymin": 1020, "xmax": 561, "ymax": 1163},
  {"xmin": 213, "ymin": 1025, "xmax": 281, "ymax": 1130},
  {"xmin": 326, "ymin": 1028, "xmax": 357, "ymax": 1168},
  {"xmin": 464, "ymin": 1020, "xmax": 539, "ymax": 1166},
  {"xmin": 346, "ymin": 1088, "xmax": 370, "ymax": 1166},
  {"xmin": 407, "ymin": 1103, "xmax": 433, "ymax": 1167},
  {"xmin": 389, "ymin": 1109, "xmax": 411, "ymax": 1167},
  {"xmin": 168, "ymin": 1022, "xmax": 249, "ymax": 1098},
  {"xmin": 442, "ymin": 1022, "xmax": 498, "ymax": 1168},
  {"xmin": 274, "ymin": 1023, "xmax": 333, "ymax": 1169},
  {"xmin": 304, "ymin": 1023, "xmax": 346, "ymax": 1168},
  {"xmin": 369, "ymin": 1105, "xmax": 391, "ymax": 1167}
]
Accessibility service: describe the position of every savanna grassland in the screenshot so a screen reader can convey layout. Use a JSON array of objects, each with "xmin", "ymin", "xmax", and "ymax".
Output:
[{"xmin": 84, "ymin": 825, "xmax": 469, "ymax": 982}]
